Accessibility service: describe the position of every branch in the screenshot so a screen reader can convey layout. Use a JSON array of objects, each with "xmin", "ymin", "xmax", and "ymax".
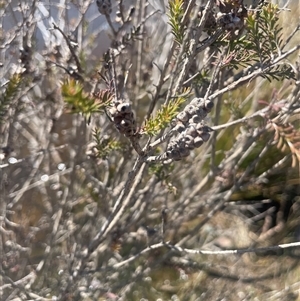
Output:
[
  {"xmin": 209, "ymin": 44, "xmax": 300, "ymax": 101},
  {"xmin": 88, "ymin": 158, "xmax": 145, "ymax": 253},
  {"xmin": 52, "ymin": 22, "xmax": 83, "ymax": 74},
  {"xmin": 113, "ymin": 241, "xmax": 300, "ymax": 268},
  {"xmin": 168, "ymin": 241, "xmax": 300, "ymax": 255}
]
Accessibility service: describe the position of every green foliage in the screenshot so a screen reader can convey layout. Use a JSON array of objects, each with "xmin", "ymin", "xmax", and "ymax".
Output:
[
  {"xmin": 0, "ymin": 73, "xmax": 22, "ymax": 125},
  {"xmin": 193, "ymin": 69, "xmax": 211, "ymax": 87},
  {"xmin": 168, "ymin": 0, "xmax": 185, "ymax": 45},
  {"xmin": 261, "ymin": 64, "xmax": 295, "ymax": 82},
  {"xmin": 225, "ymin": 3, "xmax": 295, "ymax": 80},
  {"xmin": 61, "ymin": 79, "xmax": 113, "ymax": 122},
  {"xmin": 91, "ymin": 127, "xmax": 122, "ymax": 159},
  {"xmin": 246, "ymin": 4, "xmax": 283, "ymax": 60},
  {"xmin": 143, "ymin": 92, "xmax": 187, "ymax": 136},
  {"xmin": 149, "ymin": 161, "xmax": 177, "ymax": 194}
]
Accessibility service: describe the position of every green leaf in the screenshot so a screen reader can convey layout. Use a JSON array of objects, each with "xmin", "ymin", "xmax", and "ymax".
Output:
[
  {"xmin": 168, "ymin": 0, "xmax": 185, "ymax": 45},
  {"xmin": 90, "ymin": 128, "xmax": 122, "ymax": 160},
  {"xmin": 0, "ymin": 73, "xmax": 23, "ymax": 125},
  {"xmin": 61, "ymin": 79, "xmax": 113, "ymax": 123},
  {"xmin": 143, "ymin": 91, "xmax": 188, "ymax": 136}
]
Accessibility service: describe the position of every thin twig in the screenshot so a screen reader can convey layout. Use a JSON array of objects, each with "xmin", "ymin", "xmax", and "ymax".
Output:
[
  {"xmin": 113, "ymin": 240, "xmax": 300, "ymax": 268},
  {"xmin": 52, "ymin": 22, "xmax": 83, "ymax": 74},
  {"xmin": 0, "ymin": 144, "xmax": 67, "ymax": 169},
  {"xmin": 209, "ymin": 44, "xmax": 300, "ymax": 101},
  {"xmin": 89, "ymin": 158, "xmax": 145, "ymax": 253}
]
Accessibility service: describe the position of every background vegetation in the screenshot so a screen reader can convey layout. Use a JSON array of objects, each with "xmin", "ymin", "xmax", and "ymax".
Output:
[{"xmin": 0, "ymin": 0, "xmax": 300, "ymax": 300}]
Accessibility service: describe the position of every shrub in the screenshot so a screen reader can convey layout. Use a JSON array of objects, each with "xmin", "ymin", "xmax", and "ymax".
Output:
[{"xmin": 1, "ymin": 0, "xmax": 300, "ymax": 300}]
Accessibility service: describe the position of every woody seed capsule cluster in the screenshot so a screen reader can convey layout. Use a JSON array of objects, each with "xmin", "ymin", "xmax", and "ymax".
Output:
[
  {"xmin": 109, "ymin": 100, "xmax": 137, "ymax": 138},
  {"xmin": 96, "ymin": 0, "xmax": 112, "ymax": 15},
  {"xmin": 216, "ymin": 11, "xmax": 244, "ymax": 31},
  {"xmin": 198, "ymin": 0, "xmax": 248, "ymax": 36},
  {"xmin": 19, "ymin": 44, "xmax": 33, "ymax": 74},
  {"xmin": 216, "ymin": 0, "xmax": 248, "ymax": 33},
  {"xmin": 165, "ymin": 98, "xmax": 214, "ymax": 161}
]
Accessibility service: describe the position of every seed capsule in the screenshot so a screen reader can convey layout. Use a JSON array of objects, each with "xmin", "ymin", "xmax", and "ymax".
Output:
[
  {"xmin": 204, "ymin": 100, "xmax": 214, "ymax": 112},
  {"xmin": 183, "ymin": 135, "xmax": 194, "ymax": 144},
  {"xmin": 113, "ymin": 116, "xmax": 123, "ymax": 124},
  {"xmin": 185, "ymin": 125, "xmax": 198, "ymax": 137},
  {"xmin": 166, "ymin": 150, "xmax": 173, "ymax": 158},
  {"xmin": 179, "ymin": 148, "xmax": 190, "ymax": 157},
  {"xmin": 125, "ymin": 128, "xmax": 134, "ymax": 136},
  {"xmin": 173, "ymin": 155, "xmax": 182, "ymax": 161},
  {"xmin": 199, "ymin": 132, "xmax": 210, "ymax": 142},
  {"xmin": 117, "ymin": 103, "xmax": 131, "ymax": 113},
  {"xmin": 193, "ymin": 137, "xmax": 203, "ymax": 148},
  {"xmin": 190, "ymin": 98, "xmax": 204, "ymax": 107},
  {"xmin": 96, "ymin": 0, "xmax": 112, "ymax": 15},
  {"xmin": 184, "ymin": 136, "xmax": 195, "ymax": 150},
  {"xmin": 196, "ymin": 123, "xmax": 204, "ymax": 130},
  {"xmin": 169, "ymin": 149, "xmax": 181, "ymax": 160},
  {"xmin": 190, "ymin": 114, "xmax": 202, "ymax": 124},
  {"xmin": 120, "ymin": 119, "xmax": 132, "ymax": 127},
  {"xmin": 109, "ymin": 107, "xmax": 119, "ymax": 117},
  {"xmin": 202, "ymin": 125, "xmax": 213, "ymax": 132},
  {"xmin": 195, "ymin": 107, "xmax": 206, "ymax": 119},
  {"xmin": 177, "ymin": 111, "xmax": 189, "ymax": 123},
  {"xmin": 174, "ymin": 123, "xmax": 186, "ymax": 133},
  {"xmin": 184, "ymin": 104, "xmax": 197, "ymax": 117}
]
